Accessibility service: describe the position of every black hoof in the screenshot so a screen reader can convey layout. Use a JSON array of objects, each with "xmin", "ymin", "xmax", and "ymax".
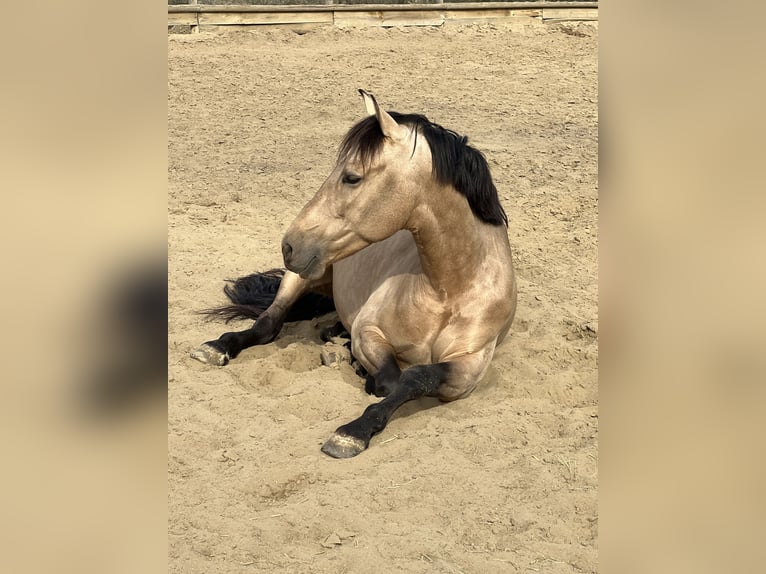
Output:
[
  {"xmin": 321, "ymin": 432, "xmax": 367, "ymax": 458},
  {"xmin": 320, "ymin": 321, "xmax": 349, "ymax": 342},
  {"xmin": 190, "ymin": 343, "xmax": 230, "ymax": 366}
]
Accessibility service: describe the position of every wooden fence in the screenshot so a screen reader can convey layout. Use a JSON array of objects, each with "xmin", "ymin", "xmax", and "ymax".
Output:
[{"xmin": 168, "ymin": 2, "xmax": 598, "ymax": 32}]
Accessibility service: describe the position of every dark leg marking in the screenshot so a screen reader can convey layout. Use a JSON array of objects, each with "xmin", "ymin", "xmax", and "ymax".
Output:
[
  {"xmin": 364, "ymin": 355, "xmax": 402, "ymax": 398},
  {"xmin": 352, "ymin": 358, "xmax": 368, "ymax": 379},
  {"xmin": 320, "ymin": 321, "xmax": 348, "ymax": 342},
  {"xmin": 193, "ymin": 268, "xmax": 333, "ymax": 366},
  {"xmin": 191, "ymin": 313, "xmax": 284, "ymax": 366},
  {"xmin": 321, "ymin": 362, "xmax": 450, "ymax": 458}
]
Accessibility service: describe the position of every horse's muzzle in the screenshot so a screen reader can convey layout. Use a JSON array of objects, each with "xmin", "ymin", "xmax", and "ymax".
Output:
[{"xmin": 281, "ymin": 238, "xmax": 324, "ymax": 280}]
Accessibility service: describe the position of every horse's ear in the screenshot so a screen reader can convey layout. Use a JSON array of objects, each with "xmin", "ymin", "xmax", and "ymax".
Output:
[
  {"xmin": 359, "ymin": 88, "xmax": 378, "ymax": 117},
  {"xmin": 358, "ymin": 89, "xmax": 406, "ymax": 142}
]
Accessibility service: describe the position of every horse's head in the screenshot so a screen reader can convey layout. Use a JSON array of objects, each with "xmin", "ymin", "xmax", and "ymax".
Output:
[{"xmin": 281, "ymin": 90, "xmax": 430, "ymax": 280}]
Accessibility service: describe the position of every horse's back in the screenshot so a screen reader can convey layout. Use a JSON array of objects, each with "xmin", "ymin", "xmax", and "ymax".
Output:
[{"xmin": 332, "ymin": 230, "xmax": 420, "ymax": 330}]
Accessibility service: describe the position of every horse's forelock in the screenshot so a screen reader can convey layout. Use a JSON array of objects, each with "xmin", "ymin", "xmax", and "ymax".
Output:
[
  {"xmin": 338, "ymin": 113, "xmax": 424, "ymax": 168},
  {"xmin": 338, "ymin": 115, "xmax": 386, "ymax": 168}
]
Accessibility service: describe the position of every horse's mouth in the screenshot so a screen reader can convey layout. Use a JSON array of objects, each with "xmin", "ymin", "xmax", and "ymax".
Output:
[{"xmin": 289, "ymin": 255, "xmax": 322, "ymax": 280}]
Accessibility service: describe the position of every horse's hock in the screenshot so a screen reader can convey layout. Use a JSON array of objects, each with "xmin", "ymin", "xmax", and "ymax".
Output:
[{"xmin": 168, "ymin": 1, "xmax": 599, "ymax": 34}]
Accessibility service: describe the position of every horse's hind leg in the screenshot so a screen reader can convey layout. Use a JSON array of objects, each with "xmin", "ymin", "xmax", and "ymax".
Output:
[{"xmin": 192, "ymin": 270, "xmax": 329, "ymax": 366}]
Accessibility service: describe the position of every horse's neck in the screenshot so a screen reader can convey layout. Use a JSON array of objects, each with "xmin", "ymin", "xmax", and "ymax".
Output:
[{"xmin": 407, "ymin": 185, "xmax": 495, "ymax": 299}]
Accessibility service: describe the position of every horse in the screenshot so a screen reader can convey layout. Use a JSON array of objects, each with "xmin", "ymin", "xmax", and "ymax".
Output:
[{"xmin": 192, "ymin": 90, "xmax": 517, "ymax": 458}]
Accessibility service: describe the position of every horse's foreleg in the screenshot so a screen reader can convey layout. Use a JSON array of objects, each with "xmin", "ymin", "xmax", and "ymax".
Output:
[
  {"xmin": 352, "ymin": 330, "xmax": 402, "ymax": 397},
  {"xmin": 192, "ymin": 270, "xmax": 329, "ymax": 366},
  {"xmin": 321, "ymin": 362, "xmax": 450, "ymax": 458},
  {"xmin": 321, "ymin": 349, "xmax": 494, "ymax": 458},
  {"xmin": 363, "ymin": 355, "xmax": 402, "ymax": 397}
]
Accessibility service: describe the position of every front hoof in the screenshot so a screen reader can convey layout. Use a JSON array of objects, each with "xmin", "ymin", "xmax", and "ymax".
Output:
[
  {"xmin": 190, "ymin": 343, "xmax": 230, "ymax": 366},
  {"xmin": 321, "ymin": 432, "xmax": 367, "ymax": 459}
]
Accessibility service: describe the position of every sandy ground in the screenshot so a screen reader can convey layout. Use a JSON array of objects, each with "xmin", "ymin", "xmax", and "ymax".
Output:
[{"xmin": 169, "ymin": 20, "xmax": 597, "ymax": 573}]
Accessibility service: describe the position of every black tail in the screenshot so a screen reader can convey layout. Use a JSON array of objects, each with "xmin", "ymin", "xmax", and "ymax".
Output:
[{"xmin": 200, "ymin": 268, "xmax": 335, "ymax": 324}]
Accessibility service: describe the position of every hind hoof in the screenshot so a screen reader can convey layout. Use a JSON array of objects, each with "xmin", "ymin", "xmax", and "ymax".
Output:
[
  {"xmin": 191, "ymin": 343, "xmax": 230, "ymax": 366},
  {"xmin": 321, "ymin": 432, "xmax": 367, "ymax": 459}
]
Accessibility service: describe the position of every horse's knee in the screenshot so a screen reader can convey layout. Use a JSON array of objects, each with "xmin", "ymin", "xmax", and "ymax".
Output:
[
  {"xmin": 361, "ymin": 354, "xmax": 401, "ymax": 397},
  {"xmin": 365, "ymin": 375, "xmax": 397, "ymax": 397}
]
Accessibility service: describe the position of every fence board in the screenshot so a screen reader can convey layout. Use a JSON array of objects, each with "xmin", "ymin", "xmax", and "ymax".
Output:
[
  {"xmin": 198, "ymin": 11, "xmax": 333, "ymax": 25},
  {"xmin": 335, "ymin": 9, "xmax": 444, "ymax": 26},
  {"xmin": 541, "ymin": 7, "xmax": 597, "ymax": 20},
  {"xmin": 168, "ymin": 12, "xmax": 198, "ymax": 25},
  {"xmin": 198, "ymin": 23, "xmax": 325, "ymax": 32},
  {"xmin": 444, "ymin": 8, "xmax": 542, "ymax": 21},
  {"xmin": 169, "ymin": 2, "xmax": 598, "ymax": 30}
]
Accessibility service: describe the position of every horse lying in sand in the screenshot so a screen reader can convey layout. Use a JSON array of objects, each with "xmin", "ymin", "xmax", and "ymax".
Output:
[{"xmin": 192, "ymin": 90, "xmax": 517, "ymax": 458}]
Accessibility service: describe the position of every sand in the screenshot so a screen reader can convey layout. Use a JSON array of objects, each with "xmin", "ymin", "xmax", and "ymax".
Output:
[{"xmin": 169, "ymin": 20, "xmax": 597, "ymax": 573}]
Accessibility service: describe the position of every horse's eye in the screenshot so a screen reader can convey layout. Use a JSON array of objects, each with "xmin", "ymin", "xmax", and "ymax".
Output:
[{"xmin": 342, "ymin": 173, "xmax": 362, "ymax": 185}]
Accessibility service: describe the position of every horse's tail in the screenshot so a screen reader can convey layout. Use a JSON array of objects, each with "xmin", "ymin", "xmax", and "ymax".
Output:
[{"xmin": 200, "ymin": 268, "xmax": 335, "ymax": 324}]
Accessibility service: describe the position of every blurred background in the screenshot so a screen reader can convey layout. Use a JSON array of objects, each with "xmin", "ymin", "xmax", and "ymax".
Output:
[
  {"xmin": 0, "ymin": 1, "xmax": 764, "ymax": 572},
  {"xmin": 600, "ymin": 1, "xmax": 766, "ymax": 572},
  {"xmin": 0, "ymin": 2, "xmax": 166, "ymax": 573}
]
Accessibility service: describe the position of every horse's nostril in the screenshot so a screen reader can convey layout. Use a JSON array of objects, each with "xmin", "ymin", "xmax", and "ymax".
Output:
[{"xmin": 282, "ymin": 241, "xmax": 293, "ymax": 263}]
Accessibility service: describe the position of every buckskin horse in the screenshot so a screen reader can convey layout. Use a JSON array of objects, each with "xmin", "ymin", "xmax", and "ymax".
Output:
[{"xmin": 192, "ymin": 90, "xmax": 517, "ymax": 458}]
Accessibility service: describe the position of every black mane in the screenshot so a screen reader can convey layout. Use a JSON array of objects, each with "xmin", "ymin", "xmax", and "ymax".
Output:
[{"xmin": 338, "ymin": 113, "xmax": 508, "ymax": 227}]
